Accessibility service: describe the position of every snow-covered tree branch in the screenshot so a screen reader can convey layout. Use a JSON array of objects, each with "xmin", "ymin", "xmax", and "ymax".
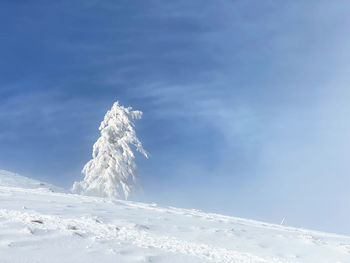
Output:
[{"xmin": 72, "ymin": 101, "xmax": 148, "ymax": 199}]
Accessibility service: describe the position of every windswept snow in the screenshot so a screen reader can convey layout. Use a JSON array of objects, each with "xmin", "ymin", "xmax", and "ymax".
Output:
[{"xmin": 0, "ymin": 170, "xmax": 349, "ymax": 263}]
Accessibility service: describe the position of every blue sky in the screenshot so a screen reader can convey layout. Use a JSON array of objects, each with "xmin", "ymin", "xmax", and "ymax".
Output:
[{"xmin": 1, "ymin": 1, "xmax": 350, "ymax": 235}]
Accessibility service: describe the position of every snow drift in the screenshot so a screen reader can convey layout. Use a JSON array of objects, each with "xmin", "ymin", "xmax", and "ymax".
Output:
[{"xmin": 0, "ymin": 170, "xmax": 349, "ymax": 263}]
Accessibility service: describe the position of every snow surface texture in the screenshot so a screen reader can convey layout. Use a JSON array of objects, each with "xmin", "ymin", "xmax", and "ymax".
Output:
[
  {"xmin": 73, "ymin": 101, "xmax": 148, "ymax": 199},
  {"xmin": 1, "ymin": 170, "xmax": 350, "ymax": 263}
]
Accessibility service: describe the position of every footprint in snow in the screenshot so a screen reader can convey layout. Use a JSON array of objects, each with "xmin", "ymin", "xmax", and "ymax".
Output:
[
  {"xmin": 144, "ymin": 255, "xmax": 160, "ymax": 262},
  {"xmin": 30, "ymin": 219, "xmax": 43, "ymax": 224},
  {"xmin": 258, "ymin": 242, "xmax": 268, "ymax": 248},
  {"xmin": 134, "ymin": 224, "xmax": 150, "ymax": 231},
  {"xmin": 73, "ymin": 232, "xmax": 84, "ymax": 237},
  {"xmin": 67, "ymin": 225, "xmax": 78, "ymax": 230}
]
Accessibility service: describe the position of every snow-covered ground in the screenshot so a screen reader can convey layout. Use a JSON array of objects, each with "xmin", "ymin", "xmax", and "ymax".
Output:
[{"xmin": 0, "ymin": 170, "xmax": 349, "ymax": 263}]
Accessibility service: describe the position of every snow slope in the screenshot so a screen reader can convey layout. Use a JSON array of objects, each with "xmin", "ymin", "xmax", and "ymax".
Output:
[{"xmin": 0, "ymin": 170, "xmax": 349, "ymax": 263}]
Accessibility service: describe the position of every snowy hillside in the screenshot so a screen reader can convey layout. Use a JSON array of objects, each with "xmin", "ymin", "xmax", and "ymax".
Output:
[
  {"xmin": 0, "ymin": 170, "xmax": 349, "ymax": 263},
  {"xmin": 0, "ymin": 170, "xmax": 64, "ymax": 192}
]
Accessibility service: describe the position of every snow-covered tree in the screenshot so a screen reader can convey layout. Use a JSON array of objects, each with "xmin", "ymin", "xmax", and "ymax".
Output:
[{"xmin": 72, "ymin": 101, "xmax": 148, "ymax": 199}]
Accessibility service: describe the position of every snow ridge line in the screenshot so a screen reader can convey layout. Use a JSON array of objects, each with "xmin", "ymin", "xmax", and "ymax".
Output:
[
  {"xmin": 118, "ymin": 200, "xmax": 349, "ymax": 240},
  {"xmin": 0, "ymin": 208, "xmax": 295, "ymax": 263}
]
